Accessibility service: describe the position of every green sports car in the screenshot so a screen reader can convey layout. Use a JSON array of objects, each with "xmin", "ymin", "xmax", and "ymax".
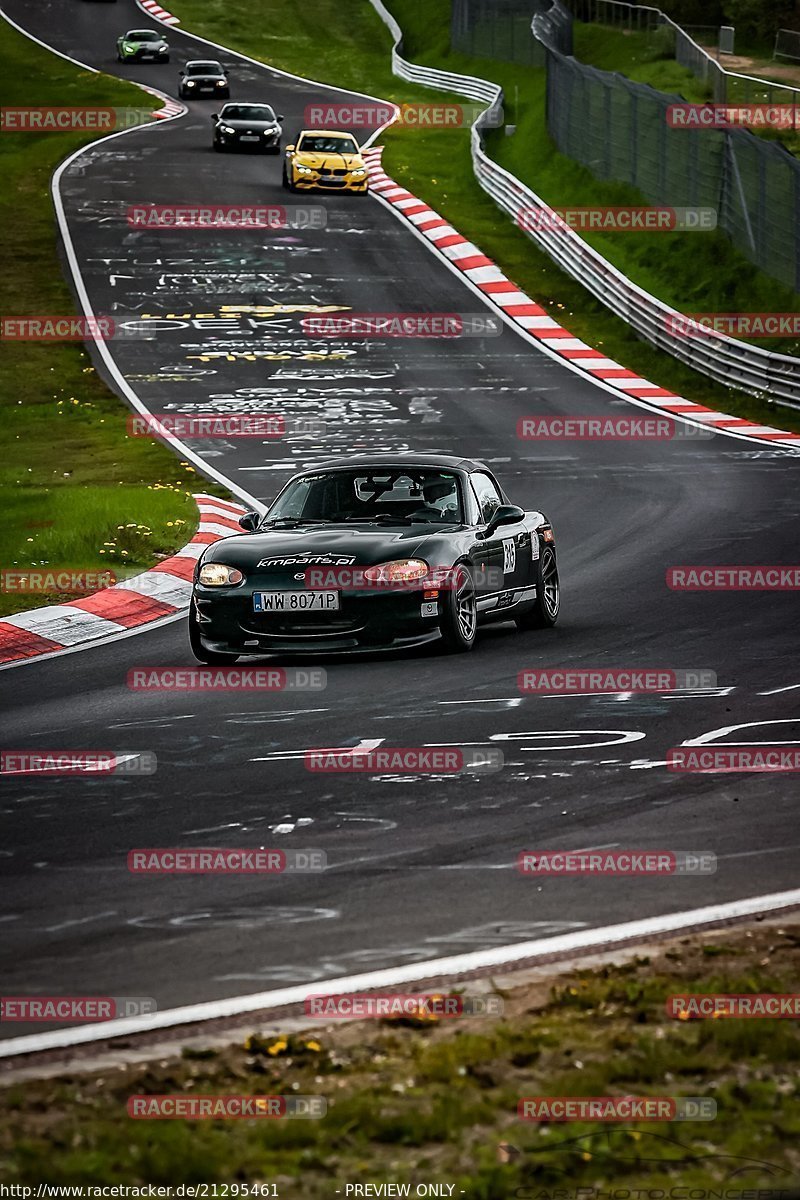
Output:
[{"xmin": 116, "ymin": 30, "xmax": 170, "ymax": 63}]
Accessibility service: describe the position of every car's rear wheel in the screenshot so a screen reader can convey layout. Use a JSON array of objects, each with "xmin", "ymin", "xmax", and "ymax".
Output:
[
  {"xmin": 439, "ymin": 564, "xmax": 477, "ymax": 653},
  {"xmin": 516, "ymin": 545, "xmax": 560, "ymax": 630},
  {"xmin": 189, "ymin": 608, "xmax": 239, "ymax": 664}
]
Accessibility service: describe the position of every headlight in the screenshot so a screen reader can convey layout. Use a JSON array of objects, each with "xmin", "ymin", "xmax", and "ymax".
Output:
[
  {"xmin": 297, "ymin": 165, "xmax": 315, "ymax": 174},
  {"xmin": 185, "ymin": 80, "xmax": 196, "ymax": 86},
  {"xmin": 198, "ymin": 563, "xmax": 244, "ymax": 587},
  {"xmin": 350, "ymin": 167, "xmax": 366, "ymax": 177},
  {"xmin": 123, "ymin": 43, "xmax": 135, "ymax": 51},
  {"xmin": 216, "ymin": 79, "xmax": 227, "ymax": 86},
  {"xmin": 363, "ymin": 559, "xmax": 429, "ymax": 584},
  {"xmin": 220, "ymin": 125, "xmax": 235, "ymax": 134}
]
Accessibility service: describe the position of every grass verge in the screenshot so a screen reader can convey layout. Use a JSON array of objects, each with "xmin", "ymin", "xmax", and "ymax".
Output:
[
  {"xmin": 168, "ymin": 0, "xmax": 800, "ymax": 432},
  {"xmin": 0, "ymin": 18, "xmax": 227, "ymax": 618},
  {"xmin": 1, "ymin": 920, "xmax": 797, "ymax": 1191}
]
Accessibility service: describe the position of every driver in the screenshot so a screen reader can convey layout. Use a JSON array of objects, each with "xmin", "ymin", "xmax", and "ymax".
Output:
[{"xmin": 408, "ymin": 478, "xmax": 458, "ymax": 522}]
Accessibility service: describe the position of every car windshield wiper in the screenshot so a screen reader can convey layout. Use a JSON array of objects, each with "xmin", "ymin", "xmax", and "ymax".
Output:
[
  {"xmin": 260, "ymin": 517, "xmax": 331, "ymax": 528},
  {"xmin": 340, "ymin": 514, "xmax": 448, "ymax": 526}
]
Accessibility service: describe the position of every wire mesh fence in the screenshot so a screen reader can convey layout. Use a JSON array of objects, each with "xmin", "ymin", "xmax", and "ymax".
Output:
[
  {"xmin": 451, "ymin": 0, "xmax": 546, "ymax": 64},
  {"xmin": 450, "ymin": 0, "xmax": 800, "ymax": 292}
]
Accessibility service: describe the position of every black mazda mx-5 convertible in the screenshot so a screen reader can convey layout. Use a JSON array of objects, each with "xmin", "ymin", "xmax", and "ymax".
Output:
[{"xmin": 189, "ymin": 454, "xmax": 559, "ymax": 661}]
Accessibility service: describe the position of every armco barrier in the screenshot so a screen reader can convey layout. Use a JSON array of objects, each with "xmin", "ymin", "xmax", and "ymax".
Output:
[{"xmin": 367, "ymin": 0, "xmax": 800, "ymax": 410}]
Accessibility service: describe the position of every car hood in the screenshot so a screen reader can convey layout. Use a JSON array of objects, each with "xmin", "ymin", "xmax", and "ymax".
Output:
[
  {"xmin": 202, "ymin": 525, "xmax": 434, "ymax": 571},
  {"xmin": 126, "ymin": 39, "xmax": 167, "ymax": 47},
  {"xmin": 294, "ymin": 152, "xmax": 364, "ymax": 170}
]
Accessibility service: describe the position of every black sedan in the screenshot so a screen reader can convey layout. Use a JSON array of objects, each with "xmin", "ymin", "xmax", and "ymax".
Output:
[
  {"xmin": 211, "ymin": 103, "xmax": 283, "ymax": 153},
  {"xmin": 179, "ymin": 60, "xmax": 229, "ymax": 100},
  {"xmin": 190, "ymin": 455, "xmax": 560, "ymax": 662}
]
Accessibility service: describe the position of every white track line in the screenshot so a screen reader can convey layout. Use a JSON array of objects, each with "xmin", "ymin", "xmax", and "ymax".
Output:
[{"xmin": 1, "ymin": 888, "xmax": 798, "ymax": 1057}]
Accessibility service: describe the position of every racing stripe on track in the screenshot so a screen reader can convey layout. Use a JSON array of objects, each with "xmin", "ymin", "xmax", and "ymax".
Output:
[
  {"xmin": 137, "ymin": 0, "xmax": 181, "ymax": 26},
  {"xmin": 0, "ymin": 494, "xmax": 245, "ymax": 667},
  {"xmin": 363, "ymin": 147, "xmax": 800, "ymax": 450}
]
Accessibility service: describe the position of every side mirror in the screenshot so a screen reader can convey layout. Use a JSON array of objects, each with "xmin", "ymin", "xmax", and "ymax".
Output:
[
  {"xmin": 238, "ymin": 511, "xmax": 261, "ymax": 532},
  {"xmin": 285, "ymin": 143, "xmax": 295, "ymax": 153},
  {"xmin": 211, "ymin": 113, "xmax": 218, "ymax": 120},
  {"xmin": 278, "ymin": 114, "xmax": 285, "ymax": 120},
  {"xmin": 484, "ymin": 504, "xmax": 525, "ymax": 537}
]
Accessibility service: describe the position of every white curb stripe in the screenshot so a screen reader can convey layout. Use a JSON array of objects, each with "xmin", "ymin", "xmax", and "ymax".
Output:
[
  {"xmin": 1, "ymin": 606, "xmax": 127, "ymax": 644},
  {"xmin": 1, "ymin": 887, "xmax": 797, "ymax": 1057}
]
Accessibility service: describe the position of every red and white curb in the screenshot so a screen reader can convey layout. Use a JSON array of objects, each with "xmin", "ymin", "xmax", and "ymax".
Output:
[
  {"xmin": 0, "ymin": 495, "xmax": 244, "ymax": 667},
  {"xmin": 364, "ymin": 148, "xmax": 800, "ymax": 450},
  {"xmin": 138, "ymin": 84, "xmax": 185, "ymax": 121},
  {"xmin": 138, "ymin": 0, "xmax": 181, "ymax": 26}
]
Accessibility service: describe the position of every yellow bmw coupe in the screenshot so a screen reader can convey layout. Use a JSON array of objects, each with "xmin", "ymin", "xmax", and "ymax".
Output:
[{"xmin": 282, "ymin": 130, "xmax": 369, "ymax": 194}]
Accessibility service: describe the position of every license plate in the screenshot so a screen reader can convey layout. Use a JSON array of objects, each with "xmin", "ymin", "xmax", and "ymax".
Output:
[
  {"xmin": 321, "ymin": 175, "xmax": 338, "ymax": 182},
  {"xmin": 240, "ymin": 135, "xmax": 259, "ymax": 142},
  {"xmin": 253, "ymin": 590, "xmax": 339, "ymax": 613},
  {"xmin": 141, "ymin": 54, "xmax": 154, "ymax": 59}
]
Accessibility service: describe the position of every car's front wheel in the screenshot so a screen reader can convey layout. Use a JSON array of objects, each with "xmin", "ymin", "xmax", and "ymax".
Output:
[
  {"xmin": 189, "ymin": 607, "xmax": 240, "ymax": 664},
  {"xmin": 282, "ymin": 167, "xmax": 296, "ymax": 192},
  {"xmin": 439, "ymin": 564, "xmax": 477, "ymax": 653},
  {"xmin": 516, "ymin": 544, "xmax": 560, "ymax": 630}
]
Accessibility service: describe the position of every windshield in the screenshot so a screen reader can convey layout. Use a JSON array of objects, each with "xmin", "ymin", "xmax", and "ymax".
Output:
[
  {"xmin": 130, "ymin": 31, "xmax": 161, "ymax": 41},
  {"xmin": 221, "ymin": 105, "xmax": 275, "ymax": 121},
  {"xmin": 188, "ymin": 62, "xmax": 223, "ymax": 74},
  {"xmin": 297, "ymin": 135, "xmax": 359, "ymax": 155},
  {"xmin": 264, "ymin": 470, "xmax": 463, "ymax": 526}
]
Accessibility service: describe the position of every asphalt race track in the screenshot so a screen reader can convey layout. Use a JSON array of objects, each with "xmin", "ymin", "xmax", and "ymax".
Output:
[{"xmin": 1, "ymin": 0, "xmax": 799, "ymax": 1036}]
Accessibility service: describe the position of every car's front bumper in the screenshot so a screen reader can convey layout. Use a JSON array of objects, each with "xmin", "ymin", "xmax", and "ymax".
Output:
[
  {"xmin": 290, "ymin": 171, "xmax": 368, "ymax": 193},
  {"xmin": 122, "ymin": 48, "xmax": 168, "ymax": 60},
  {"xmin": 193, "ymin": 584, "xmax": 441, "ymax": 655},
  {"xmin": 185, "ymin": 83, "xmax": 228, "ymax": 95},
  {"xmin": 217, "ymin": 131, "xmax": 280, "ymax": 149}
]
